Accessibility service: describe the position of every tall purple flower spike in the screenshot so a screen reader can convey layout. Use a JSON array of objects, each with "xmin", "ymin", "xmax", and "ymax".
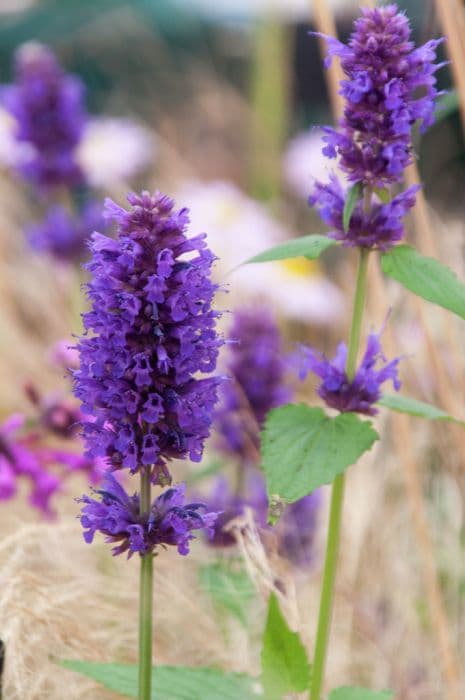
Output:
[
  {"xmin": 299, "ymin": 331, "xmax": 401, "ymax": 416},
  {"xmin": 314, "ymin": 5, "xmax": 444, "ymax": 187},
  {"xmin": 215, "ymin": 307, "xmax": 291, "ymax": 461},
  {"xmin": 78, "ymin": 473, "xmax": 218, "ymax": 557},
  {"xmin": 3, "ymin": 42, "xmax": 86, "ymax": 188},
  {"xmin": 74, "ymin": 191, "xmax": 223, "ymax": 485}
]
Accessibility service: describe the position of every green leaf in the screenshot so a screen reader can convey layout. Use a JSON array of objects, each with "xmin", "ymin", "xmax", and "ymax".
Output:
[
  {"xmin": 261, "ymin": 404, "xmax": 379, "ymax": 503},
  {"xmin": 381, "ymin": 245, "xmax": 465, "ymax": 320},
  {"xmin": 61, "ymin": 661, "xmax": 261, "ymax": 699},
  {"xmin": 374, "ymin": 187, "xmax": 391, "ymax": 203},
  {"xmin": 378, "ymin": 393, "xmax": 465, "ymax": 424},
  {"xmin": 199, "ymin": 562, "xmax": 255, "ymax": 626},
  {"xmin": 244, "ymin": 235, "xmax": 336, "ymax": 264},
  {"xmin": 329, "ymin": 688, "xmax": 394, "ymax": 700},
  {"xmin": 261, "ymin": 593, "xmax": 311, "ymax": 699},
  {"xmin": 343, "ymin": 182, "xmax": 362, "ymax": 232}
]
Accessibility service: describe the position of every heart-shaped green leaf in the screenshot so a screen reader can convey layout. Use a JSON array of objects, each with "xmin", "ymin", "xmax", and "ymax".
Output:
[{"xmin": 261, "ymin": 404, "xmax": 379, "ymax": 503}]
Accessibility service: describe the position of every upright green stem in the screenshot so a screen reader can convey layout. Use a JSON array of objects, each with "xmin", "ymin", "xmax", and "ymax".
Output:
[
  {"xmin": 138, "ymin": 467, "xmax": 153, "ymax": 700},
  {"xmin": 309, "ymin": 246, "xmax": 370, "ymax": 700}
]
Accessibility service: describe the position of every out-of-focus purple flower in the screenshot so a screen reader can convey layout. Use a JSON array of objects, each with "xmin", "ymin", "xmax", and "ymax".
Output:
[
  {"xmin": 277, "ymin": 491, "xmax": 321, "ymax": 568},
  {"xmin": 215, "ymin": 307, "xmax": 291, "ymax": 460},
  {"xmin": 299, "ymin": 331, "xmax": 401, "ymax": 415},
  {"xmin": 309, "ymin": 175, "xmax": 419, "ymax": 251},
  {"xmin": 2, "ymin": 42, "xmax": 86, "ymax": 188},
  {"xmin": 315, "ymin": 5, "xmax": 444, "ymax": 187},
  {"xmin": 27, "ymin": 201, "xmax": 103, "ymax": 263},
  {"xmin": 74, "ymin": 191, "xmax": 223, "ymax": 485},
  {"xmin": 24, "ymin": 382, "xmax": 81, "ymax": 439},
  {"xmin": 204, "ymin": 473, "xmax": 268, "ymax": 547},
  {"xmin": 0, "ymin": 413, "xmax": 103, "ymax": 516},
  {"xmin": 78, "ymin": 473, "xmax": 218, "ymax": 557}
]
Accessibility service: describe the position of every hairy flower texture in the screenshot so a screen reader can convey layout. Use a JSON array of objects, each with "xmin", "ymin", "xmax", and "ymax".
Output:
[
  {"xmin": 316, "ymin": 5, "xmax": 444, "ymax": 187},
  {"xmin": 2, "ymin": 42, "xmax": 86, "ymax": 188},
  {"xmin": 300, "ymin": 331, "xmax": 401, "ymax": 415},
  {"xmin": 215, "ymin": 307, "xmax": 291, "ymax": 460},
  {"xmin": 79, "ymin": 473, "xmax": 218, "ymax": 557},
  {"xmin": 74, "ymin": 191, "xmax": 223, "ymax": 484},
  {"xmin": 309, "ymin": 175, "xmax": 419, "ymax": 250},
  {"xmin": 277, "ymin": 491, "xmax": 321, "ymax": 568},
  {"xmin": 27, "ymin": 202, "xmax": 103, "ymax": 263},
  {"xmin": 0, "ymin": 413, "xmax": 102, "ymax": 517}
]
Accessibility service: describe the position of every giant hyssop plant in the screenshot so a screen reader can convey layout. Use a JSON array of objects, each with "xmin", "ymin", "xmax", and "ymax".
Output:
[{"xmin": 64, "ymin": 5, "xmax": 464, "ymax": 700}]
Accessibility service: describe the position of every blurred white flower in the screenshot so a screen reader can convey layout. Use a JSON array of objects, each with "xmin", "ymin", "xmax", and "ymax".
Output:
[
  {"xmin": 177, "ymin": 179, "xmax": 344, "ymax": 324},
  {"xmin": 77, "ymin": 117, "xmax": 156, "ymax": 188},
  {"xmin": 0, "ymin": 0, "xmax": 35, "ymax": 14},
  {"xmin": 283, "ymin": 128, "xmax": 347, "ymax": 200},
  {"xmin": 0, "ymin": 108, "xmax": 35, "ymax": 170}
]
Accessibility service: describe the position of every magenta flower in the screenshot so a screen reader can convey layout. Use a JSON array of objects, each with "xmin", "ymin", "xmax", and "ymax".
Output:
[{"xmin": 0, "ymin": 413, "xmax": 102, "ymax": 517}]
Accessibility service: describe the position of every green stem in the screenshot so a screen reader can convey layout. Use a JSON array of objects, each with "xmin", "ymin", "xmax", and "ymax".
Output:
[
  {"xmin": 309, "ymin": 247, "xmax": 370, "ymax": 700},
  {"xmin": 138, "ymin": 468, "xmax": 153, "ymax": 700},
  {"xmin": 346, "ymin": 248, "xmax": 370, "ymax": 381}
]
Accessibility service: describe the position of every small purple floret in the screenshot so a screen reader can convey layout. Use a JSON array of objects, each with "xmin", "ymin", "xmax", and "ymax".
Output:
[
  {"xmin": 299, "ymin": 331, "xmax": 401, "ymax": 415},
  {"xmin": 74, "ymin": 191, "xmax": 223, "ymax": 483},
  {"xmin": 78, "ymin": 472, "xmax": 218, "ymax": 557},
  {"xmin": 309, "ymin": 175, "xmax": 419, "ymax": 250}
]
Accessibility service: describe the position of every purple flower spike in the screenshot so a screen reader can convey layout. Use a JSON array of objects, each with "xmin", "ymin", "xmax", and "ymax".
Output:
[
  {"xmin": 78, "ymin": 473, "xmax": 218, "ymax": 557},
  {"xmin": 299, "ymin": 331, "xmax": 401, "ymax": 415},
  {"xmin": 3, "ymin": 42, "xmax": 86, "ymax": 188},
  {"xmin": 314, "ymin": 5, "xmax": 444, "ymax": 187},
  {"xmin": 215, "ymin": 307, "xmax": 291, "ymax": 460},
  {"xmin": 309, "ymin": 175, "xmax": 419, "ymax": 251},
  {"xmin": 74, "ymin": 191, "xmax": 223, "ymax": 483}
]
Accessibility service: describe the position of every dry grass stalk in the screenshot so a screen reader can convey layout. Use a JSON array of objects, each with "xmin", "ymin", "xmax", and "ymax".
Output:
[
  {"xmin": 312, "ymin": 0, "xmax": 344, "ymax": 120},
  {"xmin": 435, "ymin": 0, "xmax": 465, "ymax": 140}
]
